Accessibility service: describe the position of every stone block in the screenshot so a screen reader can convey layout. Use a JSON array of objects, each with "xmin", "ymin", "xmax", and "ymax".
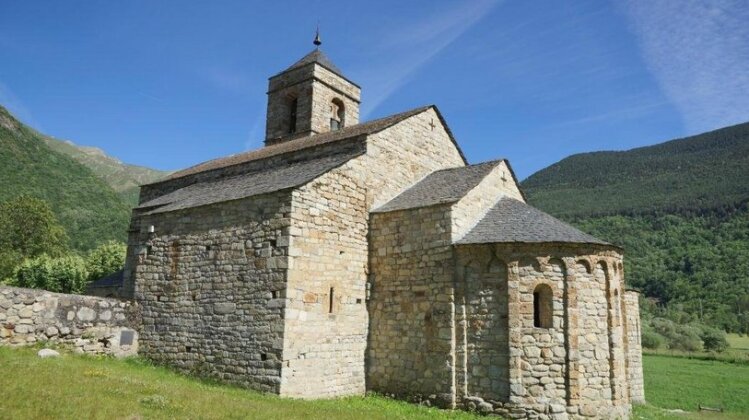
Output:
[
  {"xmin": 77, "ymin": 307, "xmax": 96, "ymax": 321},
  {"xmin": 213, "ymin": 303, "xmax": 236, "ymax": 315}
]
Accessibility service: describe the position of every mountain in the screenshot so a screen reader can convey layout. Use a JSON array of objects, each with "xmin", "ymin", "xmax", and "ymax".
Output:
[
  {"xmin": 38, "ymin": 131, "xmax": 168, "ymax": 207},
  {"xmin": 523, "ymin": 122, "xmax": 749, "ymax": 218},
  {"xmin": 0, "ymin": 105, "xmax": 132, "ymax": 250},
  {"xmin": 522, "ymin": 123, "xmax": 749, "ymax": 333}
]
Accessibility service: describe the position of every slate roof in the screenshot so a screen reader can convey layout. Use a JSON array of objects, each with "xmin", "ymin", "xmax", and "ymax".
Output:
[
  {"xmin": 456, "ymin": 197, "xmax": 611, "ymax": 246},
  {"xmin": 373, "ymin": 160, "xmax": 503, "ymax": 213},
  {"xmin": 87, "ymin": 270, "xmax": 124, "ymax": 288},
  {"xmin": 138, "ymin": 151, "xmax": 361, "ymax": 214},
  {"xmin": 282, "ymin": 49, "xmax": 346, "ymax": 79},
  {"xmin": 162, "ymin": 106, "xmax": 435, "ymax": 182}
]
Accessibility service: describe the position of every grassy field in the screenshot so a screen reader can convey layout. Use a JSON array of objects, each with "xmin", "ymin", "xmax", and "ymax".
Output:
[
  {"xmin": 727, "ymin": 333, "xmax": 749, "ymax": 353},
  {"xmin": 0, "ymin": 346, "xmax": 477, "ymax": 420},
  {"xmin": 633, "ymin": 354, "xmax": 749, "ymax": 419},
  {"xmin": 2, "ymin": 346, "xmax": 749, "ymax": 419}
]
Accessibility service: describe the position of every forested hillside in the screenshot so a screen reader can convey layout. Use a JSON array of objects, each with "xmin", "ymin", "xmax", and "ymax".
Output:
[
  {"xmin": 522, "ymin": 123, "xmax": 749, "ymax": 334},
  {"xmin": 523, "ymin": 122, "xmax": 749, "ymax": 218},
  {"xmin": 0, "ymin": 105, "xmax": 130, "ymax": 250}
]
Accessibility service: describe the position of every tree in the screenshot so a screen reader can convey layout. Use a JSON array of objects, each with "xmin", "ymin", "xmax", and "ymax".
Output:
[
  {"xmin": 0, "ymin": 195, "xmax": 68, "ymax": 280},
  {"xmin": 85, "ymin": 240, "xmax": 126, "ymax": 283}
]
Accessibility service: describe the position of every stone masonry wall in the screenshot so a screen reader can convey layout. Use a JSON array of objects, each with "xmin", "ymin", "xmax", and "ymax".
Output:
[
  {"xmin": 454, "ymin": 244, "xmax": 630, "ymax": 419},
  {"xmin": 624, "ymin": 290, "xmax": 644, "ymax": 404},
  {"xmin": 366, "ymin": 108, "xmax": 466, "ymax": 209},
  {"xmin": 0, "ymin": 286, "xmax": 138, "ymax": 357},
  {"xmin": 575, "ymin": 261, "xmax": 628, "ymax": 415},
  {"xmin": 451, "ymin": 160, "xmax": 524, "ymax": 242},
  {"xmin": 127, "ymin": 192, "xmax": 291, "ymax": 393},
  {"xmin": 281, "ymin": 162, "xmax": 369, "ymax": 398},
  {"xmin": 368, "ymin": 203, "xmax": 457, "ymax": 407},
  {"xmin": 456, "ymin": 248, "xmax": 510, "ymax": 405}
]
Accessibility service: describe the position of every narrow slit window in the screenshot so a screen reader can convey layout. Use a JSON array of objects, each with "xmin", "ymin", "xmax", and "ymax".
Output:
[
  {"xmin": 329, "ymin": 287, "xmax": 335, "ymax": 313},
  {"xmin": 533, "ymin": 284, "xmax": 553, "ymax": 328}
]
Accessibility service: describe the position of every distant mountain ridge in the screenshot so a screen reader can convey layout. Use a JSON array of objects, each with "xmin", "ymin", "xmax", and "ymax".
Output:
[
  {"xmin": 38, "ymin": 129, "xmax": 168, "ymax": 206},
  {"xmin": 522, "ymin": 122, "xmax": 749, "ymax": 218}
]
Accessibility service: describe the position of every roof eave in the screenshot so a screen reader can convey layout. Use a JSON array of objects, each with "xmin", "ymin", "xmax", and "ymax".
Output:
[
  {"xmin": 269, "ymin": 60, "xmax": 361, "ymax": 89},
  {"xmin": 453, "ymin": 240, "xmax": 621, "ymax": 250}
]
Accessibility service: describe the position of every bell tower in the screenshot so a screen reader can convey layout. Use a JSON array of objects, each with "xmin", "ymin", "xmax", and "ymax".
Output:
[{"xmin": 264, "ymin": 32, "xmax": 361, "ymax": 146}]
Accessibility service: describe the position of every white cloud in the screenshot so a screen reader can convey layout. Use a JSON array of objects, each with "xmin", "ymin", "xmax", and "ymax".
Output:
[
  {"xmin": 553, "ymin": 98, "xmax": 669, "ymax": 128},
  {"xmin": 624, "ymin": 0, "xmax": 749, "ymax": 132},
  {"xmin": 354, "ymin": 0, "xmax": 501, "ymax": 117}
]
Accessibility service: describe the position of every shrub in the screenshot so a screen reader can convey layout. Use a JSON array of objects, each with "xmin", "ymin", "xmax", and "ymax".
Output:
[
  {"xmin": 641, "ymin": 329, "xmax": 664, "ymax": 349},
  {"xmin": 85, "ymin": 241, "xmax": 126, "ymax": 283},
  {"xmin": 699, "ymin": 326, "xmax": 729, "ymax": 353},
  {"xmin": 651, "ymin": 317, "xmax": 703, "ymax": 352},
  {"xmin": 14, "ymin": 254, "xmax": 89, "ymax": 294}
]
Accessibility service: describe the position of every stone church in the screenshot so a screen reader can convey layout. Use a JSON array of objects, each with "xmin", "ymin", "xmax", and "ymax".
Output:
[{"xmin": 122, "ymin": 44, "xmax": 644, "ymax": 419}]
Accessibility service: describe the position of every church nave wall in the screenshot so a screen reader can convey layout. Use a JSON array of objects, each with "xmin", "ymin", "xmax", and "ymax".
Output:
[{"xmin": 127, "ymin": 192, "xmax": 292, "ymax": 393}]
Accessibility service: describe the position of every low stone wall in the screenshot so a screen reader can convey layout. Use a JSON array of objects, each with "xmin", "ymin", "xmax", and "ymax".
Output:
[{"xmin": 0, "ymin": 286, "xmax": 139, "ymax": 357}]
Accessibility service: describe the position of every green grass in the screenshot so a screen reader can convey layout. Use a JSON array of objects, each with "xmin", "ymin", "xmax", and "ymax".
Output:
[
  {"xmin": 633, "ymin": 354, "xmax": 749, "ymax": 419},
  {"xmin": 3, "ymin": 347, "xmax": 749, "ymax": 419},
  {"xmin": 0, "ymin": 346, "xmax": 478, "ymax": 420}
]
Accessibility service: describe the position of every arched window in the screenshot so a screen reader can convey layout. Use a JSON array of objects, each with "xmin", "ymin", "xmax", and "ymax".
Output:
[
  {"xmin": 330, "ymin": 98, "xmax": 345, "ymax": 130},
  {"xmin": 533, "ymin": 284, "xmax": 553, "ymax": 328},
  {"xmin": 288, "ymin": 97, "xmax": 298, "ymax": 134}
]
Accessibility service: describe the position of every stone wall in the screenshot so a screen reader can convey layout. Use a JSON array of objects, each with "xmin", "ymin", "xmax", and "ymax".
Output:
[
  {"xmin": 458, "ymin": 248, "xmax": 510, "ymax": 404},
  {"xmin": 368, "ymin": 203, "xmax": 457, "ymax": 407},
  {"xmin": 127, "ymin": 192, "xmax": 292, "ymax": 393},
  {"xmin": 624, "ymin": 290, "xmax": 644, "ymax": 404},
  {"xmin": 454, "ymin": 244, "xmax": 631, "ymax": 419},
  {"xmin": 281, "ymin": 162, "xmax": 370, "ymax": 398},
  {"xmin": 0, "ymin": 286, "xmax": 138, "ymax": 357}
]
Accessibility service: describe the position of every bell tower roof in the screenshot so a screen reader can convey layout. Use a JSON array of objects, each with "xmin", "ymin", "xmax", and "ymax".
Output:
[{"xmin": 283, "ymin": 49, "xmax": 346, "ymax": 79}]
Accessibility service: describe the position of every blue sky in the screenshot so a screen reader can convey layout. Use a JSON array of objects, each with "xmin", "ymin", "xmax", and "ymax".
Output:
[{"xmin": 1, "ymin": 0, "xmax": 748, "ymax": 179}]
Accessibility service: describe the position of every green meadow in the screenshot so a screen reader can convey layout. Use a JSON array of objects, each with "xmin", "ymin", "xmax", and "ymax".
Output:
[{"xmin": 2, "ymin": 344, "xmax": 749, "ymax": 419}]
